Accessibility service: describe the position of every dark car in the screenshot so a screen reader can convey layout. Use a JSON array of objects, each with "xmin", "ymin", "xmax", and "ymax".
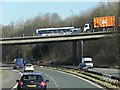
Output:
[
  {"xmin": 78, "ymin": 63, "xmax": 88, "ymax": 71},
  {"xmin": 23, "ymin": 59, "xmax": 30, "ymax": 66},
  {"xmin": 16, "ymin": 72, "xmax": 49, "ymax": 90}
]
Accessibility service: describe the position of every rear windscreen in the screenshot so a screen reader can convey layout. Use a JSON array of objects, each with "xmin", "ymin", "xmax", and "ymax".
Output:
[{"xmin": 21, "ymin": 75, "xmax": 43, "ymax": 81}]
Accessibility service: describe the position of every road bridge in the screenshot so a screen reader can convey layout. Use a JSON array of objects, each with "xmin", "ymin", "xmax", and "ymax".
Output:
[
  {"xmin": 1, "ymin": 31, "xmax": 119, "ymax": 65},
  {"xmin": 0, "ymin": 32, "xmax": 118, "ymax": 45}
]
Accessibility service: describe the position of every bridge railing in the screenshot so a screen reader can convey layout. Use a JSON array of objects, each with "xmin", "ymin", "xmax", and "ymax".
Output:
[{"xmin": 1, "ymin": 31, "xmax": 118, "ymax": 40}]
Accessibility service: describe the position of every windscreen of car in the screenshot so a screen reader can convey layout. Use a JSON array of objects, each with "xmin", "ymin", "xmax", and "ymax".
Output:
[
  {"xmin": 21, "ymin": 75, "xmax": 43, "ymax": 82},
  {"xmin": 85, "ymin": 24, "xmax": 88, "ymax": 27}
]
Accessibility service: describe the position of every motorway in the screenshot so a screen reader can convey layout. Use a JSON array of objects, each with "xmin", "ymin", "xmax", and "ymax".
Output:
[{"xmin": 1, "ymin": 66, "xmax": 103, "ymax": 90}]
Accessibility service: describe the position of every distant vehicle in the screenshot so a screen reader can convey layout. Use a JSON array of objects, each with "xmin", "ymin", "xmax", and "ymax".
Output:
[
  {"xmin": 16, "ymin": 72, "xmax": 49, "ymax": 90},
  {"xmin": 83, "ymin": 16, "xmax": 120, "ymax": 32},
  {"xmin": 24, "ymin": 59, "xmax": 30, "ymax": 66},
  {"xmin": 78, "ymin": 63, "xmax": 88, "ymax": 71},
  {"xmin": 36, "ymin": 27, "xmax": 74, "ymax": 36},
  {"xmin": 79, "ymin": 57, "xmax": 93, "ymax": 68},
  {"xmin": 13, "ymin": 58, "xmax": 24, "ymax": 69},
  {"xmin": 38, "ymin": 60, "xmax": 45, "ymax": 66},
  {"xmin": 24, "ymin": 64, "xmax": 34, "ymax": 72},
  {"xmin": 72, "ymin": 28, "xmax": 81, "ymax": 34}
]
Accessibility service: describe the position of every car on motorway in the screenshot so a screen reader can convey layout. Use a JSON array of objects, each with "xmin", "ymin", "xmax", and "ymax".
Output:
[
  {"xmin": 23, "ymin": 59, "xmax": 30, "ymax": 66},
  {"xmin": 38, "ymin": 60, "xmax": 45, "ymax": 66},
  {"xmin": 24, "ymin": 64, "xmax": 34, "ymax": 72},
  {"xmin": 78, "ymin": 63, "xmax": 88, "ymax": 71},
  {"xmin": 16, "ymin": 72, "xmax": 49, "ymax": 90}
]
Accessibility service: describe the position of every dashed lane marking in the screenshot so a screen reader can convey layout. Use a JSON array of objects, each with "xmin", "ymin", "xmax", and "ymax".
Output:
[
  {"xmin": 41, "ymin": 71, "xmax": 60, "ymax": 90},
  {"xmin": 44, "ymin": 68, "xmax": 103, "ymax": 89}
]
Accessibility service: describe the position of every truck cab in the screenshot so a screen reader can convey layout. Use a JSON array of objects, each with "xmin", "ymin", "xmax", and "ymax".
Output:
[
  {"xmin": 82, "ymin": 57, "xmax": 93, "ymax": 68},
  {"xmin": 83, "ymin": 24, "xmax": 90, "ymax": 33}
]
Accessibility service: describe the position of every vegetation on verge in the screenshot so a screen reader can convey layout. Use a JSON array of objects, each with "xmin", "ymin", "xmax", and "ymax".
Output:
[{"xmin": 1, "ymin": 2, "xmax": 119, "ymax": 68}]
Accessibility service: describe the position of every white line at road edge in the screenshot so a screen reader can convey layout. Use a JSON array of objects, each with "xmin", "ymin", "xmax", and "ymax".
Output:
[
  {"xmin": 11, "ymin": 70, "xmax": 23, "ymax": 90},
  {"xmin": 45, "ymin": 68, "xmax": 103, "ymax": 89}
]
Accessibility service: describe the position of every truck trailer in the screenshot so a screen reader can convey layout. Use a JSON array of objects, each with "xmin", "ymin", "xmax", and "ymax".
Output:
[{"xmin": 83, "ymin": 16, "xmax": 120, "ymax": 32}]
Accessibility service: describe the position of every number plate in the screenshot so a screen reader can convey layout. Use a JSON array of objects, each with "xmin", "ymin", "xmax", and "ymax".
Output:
[{"xmin": 27, "ymin": 85, "xmax": 37, "ymax": 87}]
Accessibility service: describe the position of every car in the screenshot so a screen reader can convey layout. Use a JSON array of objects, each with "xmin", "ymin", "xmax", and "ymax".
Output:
[
  {"xmin": 78, "ymin": 63, "xmax": 88, "ymax": 71},
  {"xmin": 23, "ymin": 59, "xmax": 30, "ymax": 66},
  {"xmin": 24, "ymin": 64, "xmax": 34, "ymax": 72},
  {"xmin": 38, "ymin": 60, "xmax": 45, "ymax": 66},
  {"xmin": 16, "ymin": 72, "xmax": 49, "ymax": 90}
]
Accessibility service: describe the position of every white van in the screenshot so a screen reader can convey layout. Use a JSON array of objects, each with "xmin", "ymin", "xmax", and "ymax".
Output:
[{"xmin": 81, "ymin": 57, "xmax": 93, "ymax": 68}]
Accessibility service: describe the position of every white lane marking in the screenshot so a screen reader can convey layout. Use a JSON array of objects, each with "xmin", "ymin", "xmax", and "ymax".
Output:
[
  {"xmin": 56, "ymin": 84, "xmax": 59, "ymax": 87},
  {"xmin": 11, "ymin": 70, "xmax": 23, "ymax": 90},
  {"xmin": 45, "ymin": 68, "xmax": 103, "ymax": 89},
  {"xmin": 12, "ymin": 83, "xmax": 18, "ymax": 89},
  {"xmin": 42, "ymin": 72, "xmax": 60, "ymax": 89}
]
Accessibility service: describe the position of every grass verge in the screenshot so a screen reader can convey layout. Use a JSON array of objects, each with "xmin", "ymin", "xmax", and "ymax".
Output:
[{"xmin": 0, "ymin": 69, "xmax": 3, "ymax": 77}]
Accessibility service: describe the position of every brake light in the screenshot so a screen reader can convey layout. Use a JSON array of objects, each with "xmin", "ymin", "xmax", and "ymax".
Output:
[
  {"xmin": 18, "ymin": 81, "xmax": 23, "ymax": 86},
  {"xmin": 40, "ymin": 82, "xmax": 46, "ymax": 87}
]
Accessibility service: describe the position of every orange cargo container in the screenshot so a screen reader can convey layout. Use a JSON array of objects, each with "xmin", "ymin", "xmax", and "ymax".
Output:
[{"xmin": 94, "ymin": 16, "xmax": 115, "ymax": 28}]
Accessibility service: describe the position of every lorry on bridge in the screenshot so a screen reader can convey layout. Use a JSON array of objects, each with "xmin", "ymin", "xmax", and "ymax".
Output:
[{"xmin": 83, "ymin": 16, "xmax": 120, "ymax": 32}]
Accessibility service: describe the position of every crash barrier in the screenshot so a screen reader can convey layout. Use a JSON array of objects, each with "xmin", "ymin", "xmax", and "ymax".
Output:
[
  {"xmin": 45, "ymin": 65, "xmax": 120, "ymax": 88},
  {"xmin": 67, "ymin": 66, "xmax": 119, "ymax": 87},
  {"xmin": 87, "ymin": 70, "xmax": 120, "ymax": 80},
  {"xmin": 61, "ymin": 66, "xmax": 119, "ymax": 81}
]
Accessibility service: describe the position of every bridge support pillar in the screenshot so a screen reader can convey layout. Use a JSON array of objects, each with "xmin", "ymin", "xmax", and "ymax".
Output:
[
  {"xmin": 72, "ymin": 40, "xmax": 84, "ymax": 65},
  {"xmin": 72, "ymin": 41, "xmax": 77, "ymax": 65},
  {"xmin": 77, "ymin": 40, "xmax": 83, "ymax": 64}
]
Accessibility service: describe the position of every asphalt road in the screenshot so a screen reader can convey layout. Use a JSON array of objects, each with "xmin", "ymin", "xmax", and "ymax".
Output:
[
  {"xmin": 1, "ymin": 66, "xmax": 105, "ymax": 90},
  {"xmin": 35, "ymin": 67, "xmax": 103, "ymax": 89},
  {"xmin": 2, "ymin": 67, "xmax": 21, "ymax": 90}
]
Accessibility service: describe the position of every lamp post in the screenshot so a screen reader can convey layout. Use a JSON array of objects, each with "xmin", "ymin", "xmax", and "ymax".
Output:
[
  {"xmin": 80, "ymin": 40, "xmax": 84, "ymax": 63},
  {"xmin": 71, "ymin": 10, "xmax": 74, "ymax": 27}
]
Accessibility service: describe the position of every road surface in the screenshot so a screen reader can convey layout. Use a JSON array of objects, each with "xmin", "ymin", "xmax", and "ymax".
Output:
[
  {"xmin": 1, "ymin": 66, "xmax": 104, "ymax": 90},
  {"xmin": 2, "ymin": 67, "xmax": 21, "ymax": 90},
  {"xmin": 34, "ymin": 67, "xmax": 103, "ymax": 89}
]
